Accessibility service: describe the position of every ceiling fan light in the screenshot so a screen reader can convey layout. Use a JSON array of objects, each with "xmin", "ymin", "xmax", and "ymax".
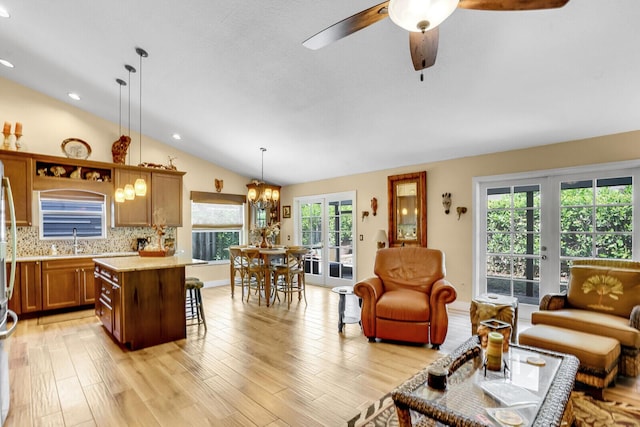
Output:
[{"xmin": 389, "ymin": 0, "xmax": 459, "ymax": 32}]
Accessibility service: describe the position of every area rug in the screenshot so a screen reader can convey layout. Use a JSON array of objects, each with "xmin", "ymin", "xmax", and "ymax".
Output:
[{"xmin": 347, "ymin": 391, "xmax": 640, "ymax": 427}]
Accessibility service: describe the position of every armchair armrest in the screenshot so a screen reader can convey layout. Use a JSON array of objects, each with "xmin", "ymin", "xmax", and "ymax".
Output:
[
  {"xmin": 631, "ymin": 305, "xmax": 640, "ymax": 330},
  {"xmin": 429, "ymin": 279, "xmax": 458, "ymax": 346},
  {"xmin": 539, "ymin": 292, "xmax": 568, "ymax": 311},
  {"xmin": 354, "ymin": 277, "xmax": 383, "ymax": 339}
]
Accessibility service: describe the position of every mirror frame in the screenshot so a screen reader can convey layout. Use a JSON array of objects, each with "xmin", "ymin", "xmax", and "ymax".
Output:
[{"xmin": 387, "ymin": 171, "xmax": 427, "ymax": 247}]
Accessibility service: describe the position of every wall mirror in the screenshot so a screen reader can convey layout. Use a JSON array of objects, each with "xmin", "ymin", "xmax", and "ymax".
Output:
[{"xmin": 388, "ymin": 171, "xmax": 427, "ymax": 247}]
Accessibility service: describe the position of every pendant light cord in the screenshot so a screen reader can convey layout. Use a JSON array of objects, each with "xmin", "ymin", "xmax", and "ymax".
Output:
[{"xmin": 139, "ymin": 51, "xmax": 143, "ymax": 166}]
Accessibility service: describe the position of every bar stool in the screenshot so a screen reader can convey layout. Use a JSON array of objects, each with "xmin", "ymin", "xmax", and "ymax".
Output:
[{"xmin": 185, "ymin": 277, "xmax": 207, "ymax": 331}]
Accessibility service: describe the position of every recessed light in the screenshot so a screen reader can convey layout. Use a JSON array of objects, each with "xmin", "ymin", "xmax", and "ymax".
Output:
[
  {"xmin": 172, "ymin": 133, "xmax": 181, "ymax": 140},
  {"xmin": 0, "ymin": 7, "xmax": 9, "ymax": 18},
  {"xmin": 0, "ymin": 59, "xmax": 14, "ymax": 68},
  {"xmin": 68, "ymin": 92, "xmax": 81, "ymax": 101}
]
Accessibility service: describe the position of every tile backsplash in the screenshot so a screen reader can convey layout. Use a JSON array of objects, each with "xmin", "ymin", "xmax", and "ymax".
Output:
[{"xmin": 9, "ymin": 226, "xmax": 176, "ymax": 257}]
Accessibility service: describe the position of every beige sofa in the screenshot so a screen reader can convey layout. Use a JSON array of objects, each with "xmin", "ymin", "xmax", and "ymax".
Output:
[{"xmin": 530, "ymin": 259, "xmax": 640, "ymax": 379}]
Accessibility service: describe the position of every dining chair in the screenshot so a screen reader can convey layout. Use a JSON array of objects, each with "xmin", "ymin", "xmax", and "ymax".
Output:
[
  {"xmin": 273, "ymin": 247, "xmax": 309, "ymax": 309},
  {"xmin": 229, "ymin": 246, "xmax": 248, "ymax": 299},
  {"xmin": 243, "ymin": 248, "xmax": 267, "ymax": 305}
]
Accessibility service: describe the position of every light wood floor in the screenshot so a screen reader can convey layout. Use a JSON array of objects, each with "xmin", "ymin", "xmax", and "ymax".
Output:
[{"xmin": 5, "ymin": 284, "xmax": 640, "ymax": 426}]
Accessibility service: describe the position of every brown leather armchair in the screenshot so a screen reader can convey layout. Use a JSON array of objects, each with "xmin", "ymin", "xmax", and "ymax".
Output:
[{"xmin": 354, "ymin": 247, "xmax": 457, "ymax": 348}]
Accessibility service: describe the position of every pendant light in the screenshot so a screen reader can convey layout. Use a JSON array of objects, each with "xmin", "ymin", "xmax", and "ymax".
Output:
[
  {"xmin": 134, "ymin": 47, "xmax": 148, "ymax": 197},
  {"xmin": 123, "ymin": 63, "xmax": 137, "ymax": 201},
  {"xmin": 114, "ymin": 77, "xmax": 127, "ymax": 203}
]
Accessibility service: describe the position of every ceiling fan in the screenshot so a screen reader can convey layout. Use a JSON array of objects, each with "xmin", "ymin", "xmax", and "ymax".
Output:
[{"xmin": 303, "ymin": 0, "xmax": 570, "ymax": 72}]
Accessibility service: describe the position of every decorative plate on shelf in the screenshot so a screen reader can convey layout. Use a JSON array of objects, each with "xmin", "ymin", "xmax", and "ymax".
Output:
[{"xmin": 61, "ymin": 138, "xmax": 91, "ymax": 159}]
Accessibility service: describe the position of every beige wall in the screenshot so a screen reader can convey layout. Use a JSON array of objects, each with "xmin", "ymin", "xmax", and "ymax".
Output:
[
  {"xmin": 281, "ymin": 132, "xmax": 640, "ymax": 304},
  {"xmin": 3, "ymin": 76, "xmax": 639, "ymax": 299}
]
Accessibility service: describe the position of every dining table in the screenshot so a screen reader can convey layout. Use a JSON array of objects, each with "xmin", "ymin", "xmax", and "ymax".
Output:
[{"xmin": 239, "ymin": 246, "xmax": 286, "ymax": 307}]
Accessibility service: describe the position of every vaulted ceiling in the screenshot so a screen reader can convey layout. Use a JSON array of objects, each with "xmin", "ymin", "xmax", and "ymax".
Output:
[{"xmin": 0, "ymin": 1, "xmax": 638, "ymax": 185}]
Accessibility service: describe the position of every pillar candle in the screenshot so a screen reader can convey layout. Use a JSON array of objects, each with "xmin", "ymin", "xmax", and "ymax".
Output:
[
  {"xmin": 486, "ymin": 332, "xmax": 503, "ymax": 371},
  {"xmin": 2, "ymin": 122, "xmax": 10, "ymax": 135},
  {"xmin": 14, "ymin": 122, "xmax": 22, "ymax": 136}
]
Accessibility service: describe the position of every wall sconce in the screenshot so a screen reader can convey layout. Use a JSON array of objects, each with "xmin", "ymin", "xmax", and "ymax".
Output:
[
  {"xmin": 442, "ymin": 193, "xmax": 451, "ymax": 214},
  {"xmin": 374, "ymin": 229, "xmax": 388, "ymax": 249},
  {"xmin": 371, "ymin": 197, "xmax": 378, "ymax": 216},
  {"xmin": 457, "ymin": 206, "xmax": 467, "ymax": 220}
]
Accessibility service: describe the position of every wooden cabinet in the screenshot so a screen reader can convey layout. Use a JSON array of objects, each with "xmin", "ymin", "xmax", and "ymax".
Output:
[
  {"xmin": 114, "ymin": 168, "xmax": 152, "ymax": 226},
  {"xmin": 114, "ymin": 168, "xmax": 184, "ymax": 227},
  {"xmin": 18, "ymin": 261, "xmax": 42, "ymax": 313},
  {"xmin": 0, "ymin": 152, "xmax": 33, "ymax": 226},
  {"xmin": 152, "ymin": 171, "xmax": 183, "ymax": 226},
  {"xmin": 41, "ymin": 258, "xmax": 94, "ymax": 310}
]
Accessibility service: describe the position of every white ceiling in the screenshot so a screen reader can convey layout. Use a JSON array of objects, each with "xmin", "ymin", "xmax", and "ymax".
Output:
[{"xmin": 1, "ymin": 1, "xmax": 639, "ymax": 186}]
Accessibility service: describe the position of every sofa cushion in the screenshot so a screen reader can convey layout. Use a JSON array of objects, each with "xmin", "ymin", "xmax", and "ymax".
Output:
[
  {"xmin": 532, "ymin": 308, "xmax": 640, "ymax": 348},
  {"xmin": 376, "ymin": 290, "xmax": 429, "ymax": 322},
  {"xmin": 567, "ymin": 265, "xmax": 640, "ymax": 318}
]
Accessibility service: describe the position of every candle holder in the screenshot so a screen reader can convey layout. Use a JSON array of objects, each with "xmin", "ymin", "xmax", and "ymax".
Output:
[
  {"xmin": 14, "ymin": 134, "xmax": 22, "ymax": 150},
  {"xmin": 2, "ymin": 133, "xmax": 10, "ymax": 150}
]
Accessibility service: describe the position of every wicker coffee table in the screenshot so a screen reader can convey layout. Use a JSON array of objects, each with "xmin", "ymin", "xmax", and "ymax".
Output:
[{"xmin": 392, "ymin": 336, "xmax": 579, "ymax": 427}]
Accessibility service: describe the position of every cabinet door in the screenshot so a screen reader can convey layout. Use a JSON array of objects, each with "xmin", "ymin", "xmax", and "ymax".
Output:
[
  {"xmin": 78, "ymin": 260, "xmax": 95, "ymax": 304},
  {"xmin": 41, "ymin": 263, "xmax": 80, "ymax": 310},
  {"xmin": 152, "ymin": 172, "xmax": 183, "ymax": 226},
  {"xmin": 20, "ymin": 261, "xmax": 42, "ymax": 313},
  {"xmin": 94, "ymin": 266, "xmax": 102, "ymax": 318},
  {"xmin": 0, "ymin": 153, "xmax": 32, "ymax": 226},
  {"xmin": 114, "ymin": 168, "xmax": 152, "ymax": 226},
  {"xmin": 111, "ymin": 282, "xmax": 121, "ymax": 342}
]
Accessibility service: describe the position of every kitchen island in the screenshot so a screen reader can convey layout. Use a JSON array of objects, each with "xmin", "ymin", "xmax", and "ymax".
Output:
[{"xmin": 93, "ymin": 255, "xmax": 206, "ymax": 350}]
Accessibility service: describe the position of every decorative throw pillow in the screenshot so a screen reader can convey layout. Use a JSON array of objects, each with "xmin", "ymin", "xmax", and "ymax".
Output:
[{"xmin": 567, "ymin": 265, "xmax": 640, "ymax": 318}]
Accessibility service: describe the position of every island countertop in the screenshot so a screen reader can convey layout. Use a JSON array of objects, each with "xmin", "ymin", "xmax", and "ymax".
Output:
[{"xmin": 93, "ymin": 255, "xmax": 206, "ymax": 272}]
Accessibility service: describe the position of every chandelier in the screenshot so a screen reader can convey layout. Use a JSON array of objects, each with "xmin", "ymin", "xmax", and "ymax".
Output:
[{"xmin": 247, "ymin": 147, "xmax": 279, "ymax": 210}]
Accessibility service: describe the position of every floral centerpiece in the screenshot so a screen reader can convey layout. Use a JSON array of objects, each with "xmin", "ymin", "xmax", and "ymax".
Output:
[
  {"xmin": 251, "ymin": 222, "xmax": 280, "ymax": 248},
  {"xmin": 139, "ymin": 209, "xmax": 175, "ymax": 256}
]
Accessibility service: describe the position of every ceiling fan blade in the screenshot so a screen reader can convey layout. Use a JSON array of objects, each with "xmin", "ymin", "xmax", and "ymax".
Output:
[
  {"xmin": 303, "ymin": 1, "xmax": 390, "ymax": 50},
  {"xmin": 410, "ymin": 28, "xmax": 439, "ymax": 71},
  {"xmin": 458, "ymin": 0, "xmax": 569, "ymax": 10}
]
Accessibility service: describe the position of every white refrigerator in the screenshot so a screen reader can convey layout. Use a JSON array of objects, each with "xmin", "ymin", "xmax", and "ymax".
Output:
[{"xmin": 0, "ymin": 161, "xmax": 18, "ymax": 425}]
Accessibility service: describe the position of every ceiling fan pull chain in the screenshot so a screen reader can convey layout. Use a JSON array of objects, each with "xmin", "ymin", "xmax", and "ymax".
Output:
[{"xmin": 420, "ymin": 59, "xmax": 426, "ymax": 82}]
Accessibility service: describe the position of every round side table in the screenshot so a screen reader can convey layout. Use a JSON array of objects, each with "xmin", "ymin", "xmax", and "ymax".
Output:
[{"xmin": 331, "ymin": 286, "xmax": 362, "ymax": 333}]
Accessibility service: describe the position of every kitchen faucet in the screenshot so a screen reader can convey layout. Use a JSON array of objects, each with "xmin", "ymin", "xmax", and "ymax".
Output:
[{"xmin": 72, "ymin": 228, "xmax": 80, "ymax": 255}]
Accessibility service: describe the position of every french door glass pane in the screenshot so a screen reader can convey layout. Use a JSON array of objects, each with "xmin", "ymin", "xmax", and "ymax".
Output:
[
  {"xmin": 558, "ymin": 176, "xmax": 633, "ymax": 290},
  {"xmin": 485, "ymin": 185, "xmax": 541, "ymax": 303},
  {"xmin": 327, "ymin": 200, "xmax": 353, "ymax": 279}
]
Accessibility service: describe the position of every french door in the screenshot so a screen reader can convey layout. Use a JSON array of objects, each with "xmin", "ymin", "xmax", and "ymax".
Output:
[
  {"xmin": 475, "ymin": 163, "xmax": 638, "ymax": 316},
  {"xmin": 294, "ymin": 192, "xmax": 356, "ymax": 287}
]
